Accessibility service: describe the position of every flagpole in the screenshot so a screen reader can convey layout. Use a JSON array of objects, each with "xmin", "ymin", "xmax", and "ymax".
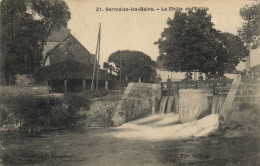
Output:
[
  {"xmin": 96, "ymin": 23, "xmax": 101, "ymax": 90},
  {"xmin": 91, "ymin": 24, "xmax": 101, "ymax": 91}
]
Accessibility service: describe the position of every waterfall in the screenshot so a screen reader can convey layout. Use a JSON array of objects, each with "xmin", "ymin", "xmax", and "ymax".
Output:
[
  {"xmin": 159, "ymin": 96, "xmax": 168, "ymax": 114},
  {"xmin": 174, "ymin": 94, "xmax": 179, "ymax": 114},
  {"xmin": 166, "ymin": 95, "xmax": 178, "ymax": 114},
  {"xmin": 211, "ymin": 94, "xmax": 227, "ymax": 114},
  {"xmin": 159, "ymin": 94, "xmax": 179, "ymax": 114},
  {"xmin": 167, "ymin": 96, "xmax": 174, "ymax": 113}
]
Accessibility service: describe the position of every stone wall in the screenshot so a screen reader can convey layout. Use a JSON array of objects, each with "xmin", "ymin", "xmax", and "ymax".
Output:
[
  {"xmin": 220, "ymin": 78, "xmax": 260, "ymax": 121},
  {"xmin": 79, "ymin": 100, "xmax": 119, "ymax": 127},
  {"xmin": 112, "ymin": 83, "xmax": 161, "ymax": 126},
  {"xmin": 16, "ymin": 74, "xmax": 34, "ymax": 85},
  {"xmin": 233, "ymin": 79, "xmax": 260, "ymax": 105}
]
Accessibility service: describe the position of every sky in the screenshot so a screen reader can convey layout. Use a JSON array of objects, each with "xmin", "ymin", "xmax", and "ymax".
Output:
[{"xmin": 65, "ymin": 0, "xmax": 260, "ymax": 70}]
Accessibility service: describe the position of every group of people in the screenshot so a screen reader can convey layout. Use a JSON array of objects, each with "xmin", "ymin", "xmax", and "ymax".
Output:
[{"xmin": 154, "ymin": 72, "xmax": 228, "ymax": 87}]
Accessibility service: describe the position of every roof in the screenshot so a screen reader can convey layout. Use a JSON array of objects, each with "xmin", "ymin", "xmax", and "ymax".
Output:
[
  {"xmin": 43, "ymin": 34, "xmax": 95, "ymax": 66},
  {"xmin": 251, "ymin": 64, "xmax": 260, "ymax": 71},
  {"xmin": 36, "ymin": 61, "xmax": 108, "ymax": 81},
  {"xmin": 47, "ymin": 26, "xmax": 70, "ymax": 42}
]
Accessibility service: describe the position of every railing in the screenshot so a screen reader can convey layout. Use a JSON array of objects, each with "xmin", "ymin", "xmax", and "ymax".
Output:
[{"xmin": 160, "ymin": 78, "xmax": 233, "ymax": 95}]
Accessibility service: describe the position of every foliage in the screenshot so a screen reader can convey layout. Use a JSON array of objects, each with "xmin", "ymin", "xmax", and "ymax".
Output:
[
  {"xmin": 226, "ymin": 103, "xmax": 259, "ymax": 134},
  {"xmin": 218, "ymin": 32, "xmax": 249, "ymax": 73},
  {"xmin": 0, "ymin": 93, "xmax": 88, "ymax": 133},
  {"xmin": 155, "ymin": 9, "xmax": 248, "ymax": 76},
  {"xmin": 238, "ymin": 2, "xmax": 260, "ymax": 49},
  {"xmin": 107, "ymin": 50, "xmax": 156, "ymax": 83},
  {"xmin": 0, "ymin": 0, "xmax": 70, "ymax": 84},
  {"xmin": 103, "ymin": 62, "xmax": 116, "ymax": 74}
]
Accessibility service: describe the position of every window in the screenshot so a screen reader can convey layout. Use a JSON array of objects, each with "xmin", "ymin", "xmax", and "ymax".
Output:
[{"xmin": 66, "ymin": 53, "xmax": 73, "ymax": 62}]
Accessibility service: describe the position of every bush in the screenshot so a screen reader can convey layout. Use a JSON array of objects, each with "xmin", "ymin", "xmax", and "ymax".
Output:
[{"xmin": 0, "ymin": 94, "xmax": 89, "ymax": 133}]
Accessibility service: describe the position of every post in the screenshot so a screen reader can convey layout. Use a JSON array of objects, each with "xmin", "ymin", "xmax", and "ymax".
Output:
[
  {"xmin": 64, "ymin": 79, "xmax": 67, "ymax": 93},
  {"xmin": 246, "ymin": 43, "xmax": 251, "ymax": 75},
  {"xmin": 91, "ymin": 24, "xmax": 101, "ymax": 91},
  {"xmin": 83, "ymin": 80, "xmax": 86, "ymax": 92},
  {"xmin": 105, "ymin": 80, "xmax": 108, "ymax": 91},
  {"xmin": 96, "ymin": 23, "xmax": 101, "ymax": 90},
  {"xmin": 139, "ymin": 77, "xmax": 141, "ymax": 83},
  {"xmin": 151, "ymin": 98, "xmax": 156, "ymax": 114},
  {"xmin": 161, "ymin": 84, "xmax": 163, "ymax": 95}
]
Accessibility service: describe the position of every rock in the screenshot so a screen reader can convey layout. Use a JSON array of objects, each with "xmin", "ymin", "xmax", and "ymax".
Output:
[{"xmin": 227, "ymin": 121, "xmax": 241, "ymax": 130}]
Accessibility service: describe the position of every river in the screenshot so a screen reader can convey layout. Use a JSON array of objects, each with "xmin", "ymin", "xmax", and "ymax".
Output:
[{"xmin": 0, "ymin": 127, "xmax": 259, "ymax": 166}]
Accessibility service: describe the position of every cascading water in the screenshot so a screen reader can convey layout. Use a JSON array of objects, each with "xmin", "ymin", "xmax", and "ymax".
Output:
[
  {"xmin": 211, "ymin": 94, "xmax": 227, "ymax": 114},
  {"xmin": 166, "ymin": 96, "xmax": 174, "ymax": 114},
  {"xmin": 173, "ymin": 94, "xmax": 179, "ymax": 114},
  {"xmin": 159, "ymin": 93, "xmax": 225, "ymax": 115},
  {"xmin": 159, "ymin": 96, "xmax": 168, "ymax": 114},
  {"xmin": 159, "ymin": 95, "xmax": 179, "ymax": 114}
]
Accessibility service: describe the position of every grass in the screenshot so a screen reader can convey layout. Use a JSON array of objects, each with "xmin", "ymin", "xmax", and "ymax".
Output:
[
  {"xmin": 0, "ymin": 85, "xmax": 49, "ymax": 96},
  {"xmin": 0, "ymin": 85, "xmax": 124, "ymax": 131}
]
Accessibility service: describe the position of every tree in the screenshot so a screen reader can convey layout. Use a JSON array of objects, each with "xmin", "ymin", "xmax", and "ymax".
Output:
[
  {"xmin": 155, "ymin": 9, "xmax": 248, "ymax": 76},
  {"xmin": 103, "ymin": 62, "xmax": 117, "ymax": 74},
  {"xmin": 0, "ymin": 0, "xmax": 70, "ymax": 85},
  {"xmin": 218, "ymin": 32, "xmax": 249, "ymax": 72},
  {"xmin": 238, "ymin": 2, "xmax": 260, "ymax": 49},
  {"xmin": 107, "ymin": 50, "xmax": 156, "ymax": 83}
]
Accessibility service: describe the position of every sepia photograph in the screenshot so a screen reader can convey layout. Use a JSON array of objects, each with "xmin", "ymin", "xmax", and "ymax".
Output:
[{"xmin": 0, "ymin": 0, "xmax": 260, "ymax": 165}]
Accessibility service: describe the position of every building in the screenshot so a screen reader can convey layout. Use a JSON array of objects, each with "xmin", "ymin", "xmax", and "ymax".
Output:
[
  {"xmin": 251, "ymin": 64, "xmax": 260, "ymax": 80},
  {"xmin": 37, "ymin": 28, "xmax": 109, "ymax": 93}
]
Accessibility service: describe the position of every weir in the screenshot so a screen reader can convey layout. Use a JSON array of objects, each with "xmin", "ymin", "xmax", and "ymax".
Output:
[
  {"xmin": 159, "ymin": 96, "xmax": 168, "ymax": 114},
  {"xmin": 112, "ymin": 82, "xmax": 230, "ymax": 126},
  {"xmin": 211, "ymin": 94, "xmax": 227, "ymax": 114},
  {"xmin": 159, "ymin": 94, "xmax": 179, "ymax": 114},
  {"xmin": 158, "ymin": 90, "xmax": 226, "ymax": 122}
]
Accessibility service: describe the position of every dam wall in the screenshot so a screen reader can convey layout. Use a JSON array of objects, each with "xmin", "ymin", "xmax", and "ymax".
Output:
[
  {"xmin": 178, "ymin": 89, "xmax": 212, "ymax": 123},
  {"xmin": 112, "ymin": 83, "xmax": 161, "ymax": 126}
]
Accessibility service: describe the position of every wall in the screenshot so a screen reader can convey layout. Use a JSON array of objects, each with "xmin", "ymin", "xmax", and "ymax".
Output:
[
  {"xmin": 178, "ymin": 89, "xmax": 212, "ymax": 123},
  {"xmin": 233, "ymin": 79, "xmax": 260, "ymax": 106},
  {"xmin": 220, "ymin": 78, "xmax": 260, "ymax": 121},
  {"xmin": 79, "ymin": 100, "xmax": 119, "ymax": 127},
  {"xmin": 112, "ymin": 83, "xmax": 161, "ymax": 126},
  {"xmin": 16, "ymin": 74, "xmax": 34, "ymax": 85}
]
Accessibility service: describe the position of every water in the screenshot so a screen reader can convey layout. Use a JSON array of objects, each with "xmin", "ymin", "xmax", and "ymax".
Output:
[
  {"xmin": 1, "ymin": 128, "xmax": 259, "ymax": 166},
  {"xmin": 115, "ymin": 114, "xmax": 219, "ymax": 140},
  {"xmin": 159, "ymin": 95, "xmax": 179, "ymax": 114},
  {"xmin": 173, "ymin": 94, "xmax": 179, "ymax": 114},
  {"xmin": 166, "ymin": 96, "xmax": 174, "ymax": 114},
  {"xmin": 160, "ymin": 94, "xmax": 225, "ymax": 115},
  {"xmin": 211, "ymin": 95, "xmax": 227, "ymax": 114},
  {"xmin": 159, "ymin": 96, "xmax": 168, "ymax": 114}
]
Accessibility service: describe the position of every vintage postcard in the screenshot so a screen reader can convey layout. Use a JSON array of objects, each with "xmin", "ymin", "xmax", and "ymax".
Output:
[{"xmin": 0, "ymin": 0, "xmax": 259, "ymax": 165}]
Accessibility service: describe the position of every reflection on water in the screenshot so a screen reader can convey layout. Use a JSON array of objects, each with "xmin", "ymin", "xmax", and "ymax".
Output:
[{"xmin": 0, "ymin": 127, "xmax": 259, "ymax": 166}]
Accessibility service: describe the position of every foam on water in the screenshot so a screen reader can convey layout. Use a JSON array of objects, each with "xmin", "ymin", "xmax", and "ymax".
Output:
[{"xmin": 113, "ymin": 114, "xmax": 219, "ymax": 141}]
